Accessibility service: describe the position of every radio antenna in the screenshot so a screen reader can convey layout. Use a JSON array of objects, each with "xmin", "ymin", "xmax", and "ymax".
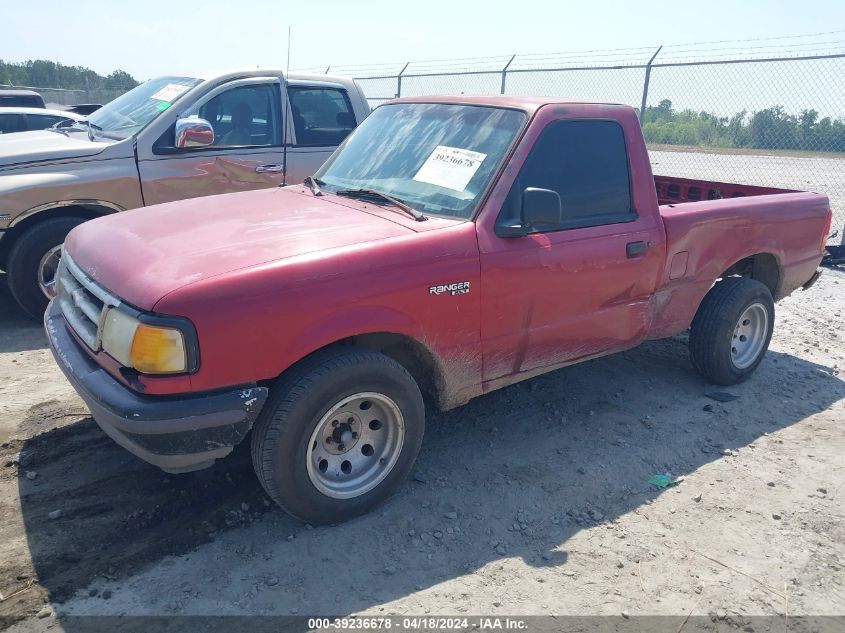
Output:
[
  {"xmin": 282, "ymin": 25, "xmax": 291, "ymax": 186},
  {"xmin": 286, "ymin": 25, "xmax": 292, "ymax": 76}
]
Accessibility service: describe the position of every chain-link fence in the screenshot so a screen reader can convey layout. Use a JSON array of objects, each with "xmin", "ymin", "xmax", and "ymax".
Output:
[
  {"xmin": 7, "ymin": 38, "xmax": 844, "ymax": 244},
  {"xmin": 302, "ymin": 38, "xmax": 845, "ymax": 245}
]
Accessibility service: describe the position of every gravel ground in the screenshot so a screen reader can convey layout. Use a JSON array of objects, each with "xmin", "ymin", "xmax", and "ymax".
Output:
[{"xmin": 0, "ymin": 268, "xmax": 843, "ymax": 632}]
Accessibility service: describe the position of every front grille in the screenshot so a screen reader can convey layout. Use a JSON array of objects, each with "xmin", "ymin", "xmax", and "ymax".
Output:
[{"xmin": 56, "ymin": 252, "xmax": 120, "ymax": 350}]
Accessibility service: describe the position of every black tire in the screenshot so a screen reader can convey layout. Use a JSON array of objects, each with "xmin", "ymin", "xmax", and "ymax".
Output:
[
  {"xmin": 6, "ymin": 217, "xmax": 86, "ymax": 319},
  {"xmin": 689, "ymin": 277, "xmax": 775, "ymax": 385},
  {"xmin": 251, "ymin": 347, "xmax": 425, "ymax": 524}
]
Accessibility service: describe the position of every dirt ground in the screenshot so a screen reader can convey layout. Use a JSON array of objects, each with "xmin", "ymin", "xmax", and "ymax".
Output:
[{"xmin": 0, "ymin": 268, "xmax": 843, "ymax": 632}]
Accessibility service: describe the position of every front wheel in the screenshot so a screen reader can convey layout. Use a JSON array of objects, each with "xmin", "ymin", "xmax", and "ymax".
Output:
[
  {"xmin": 6, "ymin": 217, "xmax": 85, "ymax": 318},
  {"xmin": 251, "ymin": 348, "xmax": 425, "ymax": 524},
  {"xmin": 689, "ymin": 277, "xmax": 775, "ymax": 385}
]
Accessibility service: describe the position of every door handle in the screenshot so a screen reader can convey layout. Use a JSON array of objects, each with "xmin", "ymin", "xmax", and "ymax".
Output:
[
  {"xmin": 626, "ymin": 241, "xmax": 649, "ymax": 258},
  {"xmin": 255, "ymin": 164, "xmax": 285, "ymax": 173}
]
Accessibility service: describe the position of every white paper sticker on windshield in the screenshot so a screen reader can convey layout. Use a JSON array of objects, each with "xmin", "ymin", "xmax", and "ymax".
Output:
[
  {"xmin": 150, "ymin": 83, "xmax": 190, "ymax": 102},
  {"xmin": 413, "ymin": 146, "xmax": 487, "ymax": 192}
]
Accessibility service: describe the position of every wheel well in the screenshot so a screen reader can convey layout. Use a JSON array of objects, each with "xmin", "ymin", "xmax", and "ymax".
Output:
[
  {"xmin": 276, "ymin": 333, "xmax": 446, "ymax": 409},
  {"xmin": 719, "ymin": 253, "xmax": 781, "ymax": 298},
  {"xmin": 0, "ymin": 204, "xmax": 114, "ymax": 270},
  {"xmin": 351, "ymin": 332, "xmax": 445, "ymax": 406}
]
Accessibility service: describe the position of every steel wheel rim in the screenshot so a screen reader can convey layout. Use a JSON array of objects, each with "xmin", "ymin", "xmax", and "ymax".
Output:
[
  {"xmin": 38, "ymin": 245, "xmax": 63, "ymax": 299},
  {"xmin": 731, "ymin": 302, "xmax": 768, "ymax": 369},
  {"xmin": 306, "ymin": 392, "xmax": 405, "ymax": 499}
]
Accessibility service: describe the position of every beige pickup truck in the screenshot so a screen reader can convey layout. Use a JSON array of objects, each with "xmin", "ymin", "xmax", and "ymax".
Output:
[{"xmin": 0, "ymin": 69, "xmax": 370, "ymax": 317}]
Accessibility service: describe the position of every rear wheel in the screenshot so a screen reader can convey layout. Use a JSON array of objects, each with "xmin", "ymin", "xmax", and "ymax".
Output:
[
  {"xmin": 6, "ymin": 217, "xmax": 85, "ymax": 318},
  {"xmin": 689, "ymin": 277, "xmax": 775, "ymax": 385},
  {"xmin": 251, "ymin": 348, "xmax": 425, "ymax": 524}
]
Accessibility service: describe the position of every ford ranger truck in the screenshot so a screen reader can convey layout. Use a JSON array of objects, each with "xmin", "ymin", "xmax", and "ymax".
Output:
[
  {"xmin": 0, "ymin": 70, "xmax": 370, "ymax": 317},
  {"xmin": 45, "ymin": 96, "xmax": 831, "ymax": 524}
]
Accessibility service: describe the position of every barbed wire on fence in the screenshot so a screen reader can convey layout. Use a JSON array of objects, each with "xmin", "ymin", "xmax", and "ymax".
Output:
[{"xmin": 296, "ymin": 29, "xmax": 845, "ymax": 74}]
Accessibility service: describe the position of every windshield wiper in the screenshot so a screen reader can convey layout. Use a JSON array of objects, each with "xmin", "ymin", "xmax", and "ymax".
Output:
[
  {"xmin": 303, "ymin": 176, "xmax": 323, "ymax": 196},
  {"xmin": 49, "ymin": 120, "xmax": 87, "ymax": 137},
  {"xmin": 86, "ymin": 121, "xmax": 103, "ymax": 142},
  {"xmin": 334, "ymin": 188, "xmax": 427, "ymax": 222}
]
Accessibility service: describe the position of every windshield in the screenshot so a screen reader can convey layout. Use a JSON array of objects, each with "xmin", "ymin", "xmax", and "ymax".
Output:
[
  {"xmin": 315, "ymin": 103, "xmax": 525, "ymax": 219},
  {"xmin": 87, "ymin": 76, "xmax": 201, "ymax": 140}
]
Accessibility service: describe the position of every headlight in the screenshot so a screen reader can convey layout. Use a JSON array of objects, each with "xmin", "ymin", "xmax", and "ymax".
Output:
[
  {"xmin": 101, "ymin": 308, "xmax": 138, "ymax": 367},
  {"xmin": 101, "ymin": 307, "xmax": 197, "ymax": 374}
]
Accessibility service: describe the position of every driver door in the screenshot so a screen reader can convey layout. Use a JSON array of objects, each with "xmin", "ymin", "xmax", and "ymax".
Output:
[
  {"xmin": 479, "ymin": 115, "xmax": 665, "ymax": 383},
  {"xmin": 137, "ymin": 77, "xmax": 287, "ymax": 206}
]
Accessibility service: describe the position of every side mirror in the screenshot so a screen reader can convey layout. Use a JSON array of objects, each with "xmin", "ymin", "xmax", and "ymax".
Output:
[
  {"xmin": 174, "ymin": 117, "xmax": 214, "ymax": 149},
  {"xmin": 521, "ymin": 187, "xmax": 562, "ymax": 227}
]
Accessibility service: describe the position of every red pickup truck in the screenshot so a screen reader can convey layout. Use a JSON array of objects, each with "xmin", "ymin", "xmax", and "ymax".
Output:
[{"xmin": 45, "ymin": 96, "xmax": 831, "ymax": 524}]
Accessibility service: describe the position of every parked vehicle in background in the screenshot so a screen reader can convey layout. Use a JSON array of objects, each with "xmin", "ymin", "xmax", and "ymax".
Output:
[
  {"xmin": 63, "ymin": 103, "xmax": 102, "ymax": 116},
  {"xmin": 45, "ymin": 96, "xmax": 831, "ymax": 525},
  {"xmin": 0, "ymin": 107, "xmax": 86, "ymax": 135},
  {"xmin": 0, "ymin": 69, "xmax": 370, "ymax": 316},
  {"xmin": 0, "ymin": 89, "xmax": 46, "ymax": 109}
]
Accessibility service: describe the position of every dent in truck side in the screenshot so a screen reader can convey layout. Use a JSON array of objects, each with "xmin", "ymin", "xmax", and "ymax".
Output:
[
  {"xmin": 476, "ymin": 104, "xmax": 667, "ymax": 386},
  {"xmin": 645, "ymin": 191, "xmax": 831, "ymax": 340},
  {"xmin": 136, "ymin": 75, "xmax": 368, "ymax": 206},
  {"xmin": 137, "ymin": 76, "xmax": 287, "ymax": 205}
]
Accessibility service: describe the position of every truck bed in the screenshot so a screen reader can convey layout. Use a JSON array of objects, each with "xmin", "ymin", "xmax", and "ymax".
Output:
[
  {"xmin": 648, "ymin": 180, "xmax": 830, "ymax": 339},
  {"xmin": 654, "ymin": 175, "xmax": 828, "ymax": 301},
  {"xmin": 654, "ymin": 175, "xmax": 795, "ymax": 206}
]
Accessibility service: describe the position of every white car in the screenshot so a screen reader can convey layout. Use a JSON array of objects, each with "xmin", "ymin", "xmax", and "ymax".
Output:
[{"xmin": 0, "ymin": 107, "xmax": 86, "ymax": 135}]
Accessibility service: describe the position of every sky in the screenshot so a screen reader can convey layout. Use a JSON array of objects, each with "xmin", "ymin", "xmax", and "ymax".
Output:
[{"xmin": 2, "ymin": 0, "xmax": 845, "ymax": 80}]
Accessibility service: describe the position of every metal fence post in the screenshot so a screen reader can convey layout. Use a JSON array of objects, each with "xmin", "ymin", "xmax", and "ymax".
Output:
[
  {"xmin": 639, "ymin": 46, "xmax": 662, "ymax": 126},
  {"xmin": 396, "ymin": 62, "xmax": 410, "ymax": 98},
  {"xmin": 500, "ymin": 55, "xmax": 516, "ymax": 94}
]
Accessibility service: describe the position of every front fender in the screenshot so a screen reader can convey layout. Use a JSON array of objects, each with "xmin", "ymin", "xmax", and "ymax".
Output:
[
  {"xmin": 0, "ymin": 158, "xmax": 143, "ymax": 228},
  {"xmin": 278, "ymin": 306, "xmax": 481, "ymax": 410},
  {"xmin": 283, "ymin": 305, "xmax": 425, "ymax": 369}
]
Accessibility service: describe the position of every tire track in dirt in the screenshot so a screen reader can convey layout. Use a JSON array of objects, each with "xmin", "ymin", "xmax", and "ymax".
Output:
[{"xmin": 0, "ymin": 407, "xmax": 278, "ymax": 629}]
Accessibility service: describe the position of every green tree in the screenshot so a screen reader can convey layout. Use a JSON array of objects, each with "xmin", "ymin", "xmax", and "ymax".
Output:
[
  {"xmin": 105, "ymin": 69, "xmax": 138, "ymax": 89},
  {"xmin": 748, "ymin": 106, "xmax": 798, "ymax": 150},
  {"xmin": 0, "ymin": 59, "xmax": 138, "ymax": 91},
  {"xmin": 641, "ymin": 100, "xmax": 842, "ymax": 153}
]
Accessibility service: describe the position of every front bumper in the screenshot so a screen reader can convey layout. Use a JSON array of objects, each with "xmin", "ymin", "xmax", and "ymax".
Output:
[{"xmin": 45, "ymin": 300, "xmax": 268, "ymax": 473}]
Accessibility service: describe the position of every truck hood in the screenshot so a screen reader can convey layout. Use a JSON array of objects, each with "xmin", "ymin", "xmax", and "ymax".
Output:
[
  {"xmin": 0, "ymin": 130, "xmax": 111, "ymax": 167},
  {"xmin": 65, "ymin": 186, "xmax": 433, "ymax": 310}
]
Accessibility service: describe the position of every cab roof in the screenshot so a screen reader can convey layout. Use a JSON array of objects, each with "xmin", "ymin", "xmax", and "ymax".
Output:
[
  {"xmin": 386, "ymin": 94, "xmax": 628, "ymax": 115},
  {"xmin": 0, "ymin": 89, "xmax": 43, "ymax": 97},
  {"xmin": 194, "ymin": 68, "xmax": 358, "ymax": 87}
]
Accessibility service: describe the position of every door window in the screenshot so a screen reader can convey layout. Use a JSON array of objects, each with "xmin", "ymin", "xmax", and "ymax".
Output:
[
  {"xmin": 26, "ymin": 114, "xmax": 69, "ymax": 131},
  {"xmin": 288, "ymin": 87, "xmax": 356, "ymax": 146},
  {"xmin": 500, "ymin": 120, "xmax": 636, "ymax": 232},
  {"xmin": 0, "ymin": 113, "xmax": 26, "ymax": 133},
  {"xmin": 0, "ymin": 95, "xmax": 44, "ymax": 108},
  {"xmin": 0, "ymin": 113, "xmax": 65, "ymax": 133},
  {"xmin": 195, "ymin": 84, "xmax": 282, "ymax": 147}
]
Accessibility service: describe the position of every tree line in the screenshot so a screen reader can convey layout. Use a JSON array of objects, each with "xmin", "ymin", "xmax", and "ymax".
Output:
[
  {"xmin": 0, "ymin": 59, "xmax": 138, "ymax": 92},
  {"xmin": 642, "ymin": 99, "xmax": 845, "ymax": 153}
]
